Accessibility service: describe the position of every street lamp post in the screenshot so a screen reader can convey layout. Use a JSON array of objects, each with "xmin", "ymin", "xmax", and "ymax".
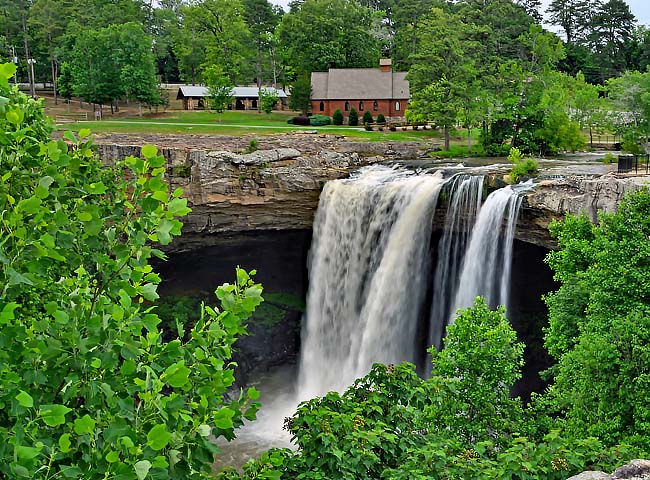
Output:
[{"xmin": 27, "ymin": 58, "xmax": 36, "ymax": 98}]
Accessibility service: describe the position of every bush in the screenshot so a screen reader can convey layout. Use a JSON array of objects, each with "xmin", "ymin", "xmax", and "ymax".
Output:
[
  {"xmin": 376, "ymin": 113, "xmax": 386, "ymax": 124},
  {"xmin": 364, "ymin": 124, "xmax": 373, "ymax": 131},
  {"xmin": 603, "ymin": 152, "xmax": 616, "ymax": 164},
  {"xmin": 0, "ymin": 62, "xmax": 263, "ymax": 478},
  {"xmin": 289, "ymin": 115, "xmax": 310, "ymax": 126},
  {"xmin": 310, "ymin": 114, "xmax": 331, "ymax": 126},
  {"xmin": 332, "ymin": 109, "xmax": 343, "ymax": 125},
  {"xmin": 218, "ymin": 298, "xmax": 643, "ymax": 480},
  {"xmin": 362, "ymin": 110, "xmax": 373, "ymax": 124},
  {"xmin": 348, "ymin": 108, "xmax": 358, "ymax": 126},
  {"xmin": 507, "ymin": 147, "xmax": 538, "ymax": 183}
]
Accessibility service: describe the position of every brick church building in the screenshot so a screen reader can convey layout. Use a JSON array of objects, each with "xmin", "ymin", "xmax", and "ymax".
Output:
[{"xmin": 310, "ymin": 59, "xmax": 409, "ymax": 122}]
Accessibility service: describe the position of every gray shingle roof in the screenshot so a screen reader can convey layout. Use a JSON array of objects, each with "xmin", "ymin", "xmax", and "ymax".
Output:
[
  {"xmin": 177, "ymin": 86, "xmax": 288, "ymax": 99},
  {"xmin": 311, "ymin": 69, "xmax": 409, "ymax": 100}
]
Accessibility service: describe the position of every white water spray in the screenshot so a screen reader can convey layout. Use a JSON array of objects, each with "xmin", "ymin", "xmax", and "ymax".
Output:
[
  {"xmin": 449, "ymin": 181, "xmax": 532, "ymax": 322},
  {"xmin": 297, "ymin": 166, "xmax": 446, "ymax": 399}
]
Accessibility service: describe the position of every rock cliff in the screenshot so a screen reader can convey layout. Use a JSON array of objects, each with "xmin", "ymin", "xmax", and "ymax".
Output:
[{"xmin": 95, "ymin": 135, "xmax": 650, "ymax": 251}]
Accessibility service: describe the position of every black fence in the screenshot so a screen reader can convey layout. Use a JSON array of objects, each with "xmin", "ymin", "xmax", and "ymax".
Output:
[{"xmin": 618, "ymin": 154, "xmax": 650, "ymax": 174}]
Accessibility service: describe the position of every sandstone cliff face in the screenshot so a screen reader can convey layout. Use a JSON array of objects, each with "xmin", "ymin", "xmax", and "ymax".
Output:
[
  {"xmin": 96, "ymin": 141, "xmax": 385, "ymax": 251},
  {"xmin": 95, "ymin": 139, "xmax": 650, "ymax": 251}
]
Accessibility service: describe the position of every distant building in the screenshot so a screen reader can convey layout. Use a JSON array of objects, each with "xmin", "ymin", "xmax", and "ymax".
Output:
[
  {"xmin": 176, "ymin": 86, "xmax": 288, "ymax": 111},
  {"xmin": 310, "ymin": 59, "xmax": 409, "ymax": 121}
]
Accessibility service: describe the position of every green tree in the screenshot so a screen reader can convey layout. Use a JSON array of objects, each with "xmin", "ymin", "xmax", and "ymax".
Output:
[
  {"xmin": 0, "ymin": 62, "xmax": 263, "ymax": 478},
  {"xmin": 332, "ymin": 108, "xmax": 343, "ymax": 125},
  {"xmin": 545, "ymin": 0, "xmax": 590, "ymax": 45},
  {"xmin": 289, "ymin": 73, "xmax": 311, "ymax": 114},
  {"xmin": 182, "ymin": 0, "xmax": 251, "ymax": 83},
  {"xmin": 408, "ymin": 8, "xmax": 477, "ymax": 150},
  {"xmin": 277, "ymin": 0, "xmax": 380, "ymax": 74},
  {"xmin": 607, "ymin": 69, "xmax": 650, "ymax": 150},
  {"xmin": 204, "ymin": 64, "xmax": 234, "ymax": 118},
  {"xmin": 259, "ymin": 87, "xmax": 279, "ymax": 114},
  {"xmin": 362, "ymin": 110, "xmax": 373, "ymax": 124},
  {"xmin": 587, "ymin": 0, "xmax": 636, "ymax": 82},
  {"xmin": 113, "ymin": 23, "xmax": 160, "ymax": 114},
  {"xmin": 348, "ymin": 107, "xmax": 358, "ymax": 126},
  {"xmin": 68, "ymin": 23, "xmax": 159, "ymax": 113},
  {"xmin": 542, "ymin": 189, "xmax": 650, "ymax": 449},
  {"xmin": 242, "ymin": 0, "xmax": 281, "ymax": 88}
]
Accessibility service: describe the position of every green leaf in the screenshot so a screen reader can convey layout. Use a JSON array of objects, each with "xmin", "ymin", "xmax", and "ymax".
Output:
[
  {"xmin": 91, "ymin": 358, "xmax": 101, "ymax": 369},
  {"xmin": 87, "ymin": 182, "xmax": 107, "ymax": 194},
  {"xmin": 247, "ymin": 387, "xmax": 260, "ymax": 401},
  {"xmin": 77, "ymin": 211, "xmax": 92, "ymax": 222},
  {"xmin": 214, "ymin": 408, "xmax": 235, "ymax": 429},
  {"xmin": 74, "ymin": 414, "xmax": 96, "ymax": 435},
  {"xmin": 140, "ymin": 283, "xmax": 159, "ymax": 301},
  {"xmin": 15, "ymin": 445, "xmax": 41, "ymax": 460},
  {"xmin": 141, "ymin": 144, "xmax": 158, "ymax": 158},
  {"xmin": 16, "ymin": 196, "xmax": 42, "ymax": 215},
  {"xmin": 16, "ymin": 390, "xmax": 33, "ymax": 408},
  {"xmin": 59, "ymin": 433, "xmax": 72, "ymax": 453},
  {"xmin": 0, "ymin": 62, "xmax": 17, "ymax": 83},
  {"xmin": 40, "ymin": 404, "xmax": 72, "ymax": 426},
  {"xmin": 168, "ymin": 198, "xmax": 191, "ymax": 217},
  {"xmin": 162, "ymin": 361, "xmax": 190, "ymax": 388},
  {"xmin": 78, "ymin": 128, "xmax": 91, "ymax": 139},
  {"xmin": 105, "ymin": 450, "xmax": 119, "ymax": 463},
  {"xmin": 0, "ymin": 302, "xmax": 19, "ymax": 324},
  {"xmin": 134, "ymin": 460, "xmax": 151, "ymax": 480},
  {"xmin": 197, "ymin": 424, "xmax": 212, "ymax": 437},
  {"xmin": 53, "ymin": 310, "xmax": 69, "ymax": 325},
  {"xmin": 147, "ymin": 424, "xmax": 171, "ymax": 451}
]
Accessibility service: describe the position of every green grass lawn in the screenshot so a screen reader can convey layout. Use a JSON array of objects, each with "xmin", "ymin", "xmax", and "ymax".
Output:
[{"xmin": 54, "ymin": 109, "xmax": 445, "ymax": 142}]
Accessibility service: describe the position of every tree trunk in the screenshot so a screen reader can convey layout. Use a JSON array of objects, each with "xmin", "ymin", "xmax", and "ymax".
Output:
[
  {"xmin": 444, "ymin": 125, "xmax": 450, "ymax": 151},
  {"xmin": 51, "ymin": 59, "xmax": 58, "ymax": 105},
  {"xmin": 21, "ymin": 9, "xmax": 35, "ymax": 98},
  {"xmin": 589, "ymin": 125, "xmax": 593, "ymax": 148},
  {"xmin": 257, "ymin": 41, "xmax": 262, "ymax": 113},
  {"xmin": 467, "ymin": 127, "xmax": 472, "ymax": 154}
]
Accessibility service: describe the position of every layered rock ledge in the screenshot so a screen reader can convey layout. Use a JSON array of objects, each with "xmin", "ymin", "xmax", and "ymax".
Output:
[{"xmin": 94, "ymin": 134, "xmax": 650, "ymax": 251}]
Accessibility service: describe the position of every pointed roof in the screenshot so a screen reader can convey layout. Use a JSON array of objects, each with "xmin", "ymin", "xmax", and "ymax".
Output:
[{"xmin": 311, "ymin": 68, "xmax": 409, "ymax": 100}]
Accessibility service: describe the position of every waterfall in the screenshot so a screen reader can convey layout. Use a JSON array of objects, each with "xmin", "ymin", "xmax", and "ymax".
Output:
[
  {"xmin": 297, "ymin": 166, "xmax": 445, "ymax": 399},
  {"xmin": 298, "ymin": 165, "xmax": 531, "ymax": 399},
  {"xmin": 449, "ymin": 182, "xmax": 529, "ymax": 322},
  {"xmin": 428, "ymin": 174, "xmax": 484, "ymax": 351}
]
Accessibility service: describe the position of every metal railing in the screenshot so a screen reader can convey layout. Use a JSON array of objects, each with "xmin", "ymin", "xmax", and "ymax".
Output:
[{"xmin": 618, "ymin": 154, "xmax": 650, "ymax": 174}]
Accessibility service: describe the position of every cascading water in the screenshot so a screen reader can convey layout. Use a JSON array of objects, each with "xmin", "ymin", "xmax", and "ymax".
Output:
[
  {"xmin": 428, "ymin": 174, "xmax": 484, "ymax": 351},
  {"xmin": 449, "ymin": 182, "xmax": 531, "ymax": 321},
  {"xmin": 297, "ymin": 166, "xmax": 446, "ymax": 400}
]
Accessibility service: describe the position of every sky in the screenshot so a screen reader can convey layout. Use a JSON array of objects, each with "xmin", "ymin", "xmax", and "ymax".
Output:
[{"xmin": 269, "ymin": 0, "xmax": 650, "ymax": 26}]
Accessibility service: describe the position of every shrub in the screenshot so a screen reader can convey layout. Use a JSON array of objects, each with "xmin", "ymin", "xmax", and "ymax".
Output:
[
  {"xmin": 245, "ymin": 139, "xmax": 258, "ymax": 153},
  {"xmin": 310, "ymin": 114, "xmax": 331, "ymax": 126},
  {"xmin": 289, "ymin": 115, "xmax": 310, "ymax": 126},
  {"xmin": 376, "ymin": 113, "xmax": 386, "ymax": 124},
  {"xmin": 362, "ymin": 110, "xmax": 373, "ymax": 124},
  {"xmin": 508, "ymin": 147, "xmax": 538, "ymax": 183},
  {"xmin": 0, "ymin": 62, "xmax": 263, "ymax": 478},
  {"xmin": 364, "ymin": 124, "xmax": 373, "ymax": 131},
  {"xmin": 332, "ymin": 109, "xmax": 343, "ymax": 125},
  {"xmin": 348, "ymin": 107, "xmax": 358, "ymax": 126},
  {"xmin": 603, "ymin": 152, "xmax": 616, "ymax": 164}
]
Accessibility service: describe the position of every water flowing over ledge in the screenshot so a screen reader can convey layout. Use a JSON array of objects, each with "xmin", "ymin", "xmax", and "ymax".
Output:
[{"xmin": 297, "ymin": 166, "xmax": 534, "ymax": 399}]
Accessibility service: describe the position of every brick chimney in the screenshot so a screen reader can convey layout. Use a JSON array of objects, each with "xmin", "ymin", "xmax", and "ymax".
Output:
[{"xmin": 380, "ymin": 58, "xmax": 392, "ymax": 72}]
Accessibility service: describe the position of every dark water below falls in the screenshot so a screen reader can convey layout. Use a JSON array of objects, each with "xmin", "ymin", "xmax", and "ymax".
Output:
[{"xmin": 160, "ymin": 165, "xmax": 555, "ymax": 469}]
